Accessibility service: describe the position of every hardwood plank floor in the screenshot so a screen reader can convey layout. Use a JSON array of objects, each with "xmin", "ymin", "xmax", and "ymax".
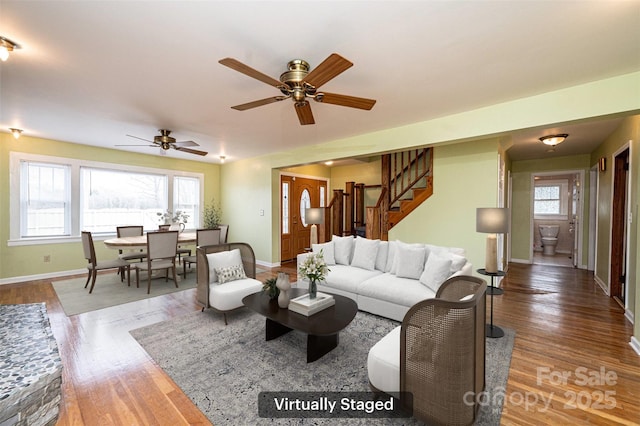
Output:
[{"xmin": 1, "ymin": 262, "xmax": 638, "ymax": 425}]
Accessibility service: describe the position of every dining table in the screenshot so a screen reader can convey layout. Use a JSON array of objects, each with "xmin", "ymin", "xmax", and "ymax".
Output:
[{"xmin": 103, "ymin": 231, "xmax": 197, "ymax": 250}]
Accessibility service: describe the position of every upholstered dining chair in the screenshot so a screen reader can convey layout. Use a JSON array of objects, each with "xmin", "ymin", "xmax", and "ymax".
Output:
[
  {"xmin": 116, "ymin": 225, "xmax": 147, "ymax": 282},
  {"xmin": 182, "ymin": 228, "xmax": 221, "ymax": 278},
  {"xmin": 81, "ymin": 231, "xmax": 131, "ymax": 294},
  {"xmin": 218, "ymin": 224, "xmax": 229, "ymax": 243},
  {"xmin": 134, "ymin": 230, "xmax": 179, "ymax": 294}
]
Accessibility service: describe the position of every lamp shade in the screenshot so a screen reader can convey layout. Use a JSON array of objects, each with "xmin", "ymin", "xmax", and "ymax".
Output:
[
  {"xmin": 476, "ymin": 208, "xmax": 510, "ymax": 234},
  {"xmin": 305, "ymin": 208, "xmax": 324, "ymax": 225}
]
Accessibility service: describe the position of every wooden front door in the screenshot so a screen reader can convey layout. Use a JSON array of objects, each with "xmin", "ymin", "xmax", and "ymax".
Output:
[{"xmin": 280, "ymin": 175, "xmax": 326, "ymax": 262}]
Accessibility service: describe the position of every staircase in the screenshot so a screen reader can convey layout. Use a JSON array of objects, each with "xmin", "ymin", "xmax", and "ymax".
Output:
[{"xmin": 367, "ymin": 148, "xmax": 433, "ymax": 240}]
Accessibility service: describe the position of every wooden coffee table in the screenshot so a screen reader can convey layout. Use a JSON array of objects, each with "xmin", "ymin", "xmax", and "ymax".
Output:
[{"xmin": 242, "ymin": 287, "xmax": 358, "ymax": 362}]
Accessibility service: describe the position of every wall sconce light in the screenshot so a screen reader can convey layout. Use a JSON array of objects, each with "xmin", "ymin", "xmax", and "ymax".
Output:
[
  {"xmin": 599, "ymin": 157, "xmax": 606, "ymax": 172},
  {"xmin": 0, "ymin": 36, "xmax": 21, "ymax": 62},
  {"xmin": 539, "ymin": 133, "xmax": 568, "ymax": 147},
  {"xmin": 9, "ymin": 128, "xmax": 23, "ymax": 139}
]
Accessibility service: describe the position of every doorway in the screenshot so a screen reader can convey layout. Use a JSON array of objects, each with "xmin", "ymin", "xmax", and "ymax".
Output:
[
  {"xmin": 610, "ymin": 147, "xmax": 629, "ymax": 306},
  {"xmin": 530, "ymin": 170, "xmax": 584, "ymax": 268},
  {"xmin": 280, "ymin": 175, "xmax": 327, "ymax": 262}
]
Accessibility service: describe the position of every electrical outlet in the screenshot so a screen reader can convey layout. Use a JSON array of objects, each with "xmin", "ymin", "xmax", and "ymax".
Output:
[
  {"xmin": 44, "ymin": 255, "xmax": 51, "ymax": 263},
  {"xmin": 259, "ymin": 209, "xmax": 264, "ymax": 216}
]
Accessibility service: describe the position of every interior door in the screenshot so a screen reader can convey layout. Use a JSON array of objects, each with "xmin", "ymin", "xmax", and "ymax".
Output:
[
  {"xmin": 280, "ymin": 175, "xmax": 294, "ymax": 262},
  {"xmin": 611, "ymin": 148, "xmax": 629, "ymax": 305},
  {"xmin": 571, "ymin": 174, "xmax": 580, "ymax": 268}
]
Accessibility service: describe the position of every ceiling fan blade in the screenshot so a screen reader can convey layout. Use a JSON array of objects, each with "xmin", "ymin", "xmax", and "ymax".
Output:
[
  {"xmin": 295, "ymin": 102, "xmax": 315, "ymax": 125},
  {"xmin": 316, "ymin": 92, "xmax": 376, "ymax": 110},
  {"xmin": 175, "ymin": 146, "xmax": 208, "ymax": 156},
  {"xmin": 126, "ymin": 134, "xmax": 154, "ymax": 143},
  {"xmin": 231, "ymin": 96, "xmax": 287, "ymax": 111},
  {"xmin": 303, "ymin": 53, "xmax": 353, "ymax": 89},
  {"xmin": 174, "ymin": 140, "xmax": 198, "ymax": 147},
  {"xmin": 219, "ymin": 58, "xmax": 284, "ymax": 88},
  {"xmin": 115, "ymin": 144, "xmax": 158, "ymax": 148}
]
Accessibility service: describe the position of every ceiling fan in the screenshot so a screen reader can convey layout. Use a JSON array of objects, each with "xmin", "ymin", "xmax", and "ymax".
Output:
[
  {"xmin": 219, "ymin": 53, "xmax": 376, "ymax": 125},
  {"xmin": 117, "ymin": 129, "xmax": 208, "ymax": 156}
]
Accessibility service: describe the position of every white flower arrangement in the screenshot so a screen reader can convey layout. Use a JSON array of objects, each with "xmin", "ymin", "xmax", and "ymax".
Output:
[
  {"xmin": 157, "ymin": 209, "xmax": 189, "ymax": 225},
  {"xmin": 298, "ymin": 250, "xmax": 330, "ymax": 283}
]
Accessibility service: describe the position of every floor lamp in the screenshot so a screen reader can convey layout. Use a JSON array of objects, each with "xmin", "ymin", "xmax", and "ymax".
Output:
[
  {"xmin": 305, "ymin": 208, "xmax": 324, "ymax": 246},
  {"xmin": 476, "ymin": 208, "xmax": 510, "ymax": 274}
]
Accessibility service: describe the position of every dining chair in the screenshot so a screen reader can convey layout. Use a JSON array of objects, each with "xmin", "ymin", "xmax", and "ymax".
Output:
[
  {"xmin": 81, "ymin": 231, "xmax": 131, "ymax": 294},
  {"xmin": 159, "ymin": 224, "xmax": 191, "ymax": 263},
  {"xmin": 135, "ymin": 230, "xmax": 179, "ymax": 294},
  {"xmin": 182, "ymin": 228, "xmax": 221, "ymax": 278},
  {"xmin": 116, "ymin": 225, "xmax": 147, "ymax": 282},
  {"xmin": 218, "ymin": 224, "xmax": 229, "ymax": 243}
]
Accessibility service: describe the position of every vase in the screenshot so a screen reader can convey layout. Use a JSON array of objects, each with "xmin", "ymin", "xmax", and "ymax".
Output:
[
  {"xmin": 276, "ymin": 272, "xmax": 291, "ymax": 309},
  {"xmin": 170, "ymin": 222, "xmax": 185, "ymax": 233},
  {"xmin": 309, "ymin": 279, "xmax": 317, "ymax": 299}
]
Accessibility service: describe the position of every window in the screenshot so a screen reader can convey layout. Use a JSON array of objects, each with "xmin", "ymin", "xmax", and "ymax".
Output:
[
  {"xmin": 20, "ymin": 161, "xmax": 71, "ymax": 237},
  {"xmin": 282, "ymin": 181, "xmax": 289, "ymax": 234},
  {"xmin": 299, "ymin": 189, "xmax": 310, "ymax": 227},
  {"xmin": 10, "ymin": 152, "xmax": 204, "ymax": 244},
  {"xmin": 534, "ymin": 180, "xmax": 568, "ymax": 219},
  {"xmin": 80, "ymin": 167, "xmax": 168, "ymax": 233}
]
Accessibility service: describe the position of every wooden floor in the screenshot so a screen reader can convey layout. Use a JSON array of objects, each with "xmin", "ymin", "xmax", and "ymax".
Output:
[{"xmin": 1, "ymin": 262, "xmax": 638, "ymax": 425}]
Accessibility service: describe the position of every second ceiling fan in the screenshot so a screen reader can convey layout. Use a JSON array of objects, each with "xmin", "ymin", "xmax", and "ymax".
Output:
[{"xmin": 219, "ymin": 53, "xmax": 376, "ymax": 125}]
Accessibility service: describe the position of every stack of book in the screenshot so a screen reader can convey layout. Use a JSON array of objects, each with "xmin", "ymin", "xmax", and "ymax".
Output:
[{"xmin": 289, "ymin": 292, "xmax": 335, "ymax": 316}]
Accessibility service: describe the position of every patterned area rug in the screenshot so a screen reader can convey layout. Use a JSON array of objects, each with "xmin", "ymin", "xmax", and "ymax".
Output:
[
  {"xmin": 131, "ymin": 309, "xmax": 515, "ymax": 425},
  {"xmin": 52, "ymin": 271, "xmax": 197, "ymax": 316}
]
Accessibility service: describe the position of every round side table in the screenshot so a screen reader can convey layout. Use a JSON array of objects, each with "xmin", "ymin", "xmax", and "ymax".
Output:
[{"xmin": 477, "ymin": 269, "xmax": 505, "ymax": 338}]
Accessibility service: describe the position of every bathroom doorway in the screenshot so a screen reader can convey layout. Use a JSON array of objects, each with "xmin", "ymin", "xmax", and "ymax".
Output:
[{"xmin": 531, "ymin": 170, "xmax": 584, "ymax": 268}]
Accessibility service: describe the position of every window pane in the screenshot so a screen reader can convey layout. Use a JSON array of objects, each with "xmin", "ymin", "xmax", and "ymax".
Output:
[
  {"xmin": 21, "ymin": 162, "xmax": 70, "ymax": 237},
  {"xmin": 535, "ymin": 200, "xmax": 560, "ymax": 215},
  {"xmin": 174, "ymin": 176, "xmax": 200, "ymax": 228},
  {"xmin": 282, "ymin": 182, "xmax": 289, "ymax": 234},
  {"xmin": 300, "ymin": 189, "xmax": 310, "ymax": 227},
  {"xmin": 534, "ymin": 185, "xmax": 561, "ymax": 215},
  {"xmin": 535, "ymin": 186, "xmax": 559, "ymax": 200},
  {"xmin": 80, "ymin": 167, "xmax": 167, "ymax": 233}
]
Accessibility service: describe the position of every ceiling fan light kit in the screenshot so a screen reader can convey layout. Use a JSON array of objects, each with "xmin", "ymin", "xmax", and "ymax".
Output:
[{"xmin": 219, "ymin": 53, "xmax": 376, "ymax": 125}]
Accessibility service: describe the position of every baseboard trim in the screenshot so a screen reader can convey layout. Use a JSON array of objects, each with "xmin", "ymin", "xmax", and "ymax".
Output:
[
  {"xmin": 593, "ymin": 275, "xmax": 609, "ymax": 295},
  {"xmin": 630, "ymin": 336, "xmax": 640, "ymax": 357},
  {"xmin": 0, "ymin": 269, "xmax": 86, "ymax": 286},
  {"xmin": 256, "ymin": 260, "xmax": 279, "ymax": 269},
  {"xmin": 510, "ymin": 258, "xmax": 532, "ymax": 264},
  {"xmin": 624, "ymin": 309, "xmax": 635, "ymax": 325}
]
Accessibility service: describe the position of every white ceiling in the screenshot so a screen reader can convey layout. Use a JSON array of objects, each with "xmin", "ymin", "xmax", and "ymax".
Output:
[{"xmin": 1, "ymin": 1, "xmax": 639, "ymax": 163}]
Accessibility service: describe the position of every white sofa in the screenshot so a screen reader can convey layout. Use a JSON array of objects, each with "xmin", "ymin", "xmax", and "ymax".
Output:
[{"xmin": 297, "ymin": 235, "xmax": 472, "ymax": 322}]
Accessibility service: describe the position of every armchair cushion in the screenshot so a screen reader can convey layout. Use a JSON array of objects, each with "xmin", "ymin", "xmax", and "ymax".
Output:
[
  {"xmin": 209, "ymin": 278, "xmax": 262, "ymax": 311},
  {"xmin": 207, "ymin": 249, "xmax": 242, "ymax": 283},
  {"xmin": 367, "ymin": 326, "xmax": 400, "ymax": 392}
]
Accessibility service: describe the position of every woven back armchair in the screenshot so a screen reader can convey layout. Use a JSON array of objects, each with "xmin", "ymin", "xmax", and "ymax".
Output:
[{"xmin": 400, "ymin": 275, "xmax": 486, "ymax": 425}]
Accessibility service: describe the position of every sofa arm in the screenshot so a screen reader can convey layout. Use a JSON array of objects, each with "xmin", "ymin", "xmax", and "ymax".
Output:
[{"xmin": 451, "ymin": 261, "xmax": 473, "ymax": 278}]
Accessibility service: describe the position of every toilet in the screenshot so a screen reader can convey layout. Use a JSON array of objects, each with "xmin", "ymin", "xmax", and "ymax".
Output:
[{"xmin": 539, "ymin": 225, "xmax": 560, "ymax": 255}]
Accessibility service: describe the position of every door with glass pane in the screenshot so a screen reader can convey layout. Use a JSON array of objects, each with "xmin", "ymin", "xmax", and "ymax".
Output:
[{"xmin": 280, "ymin": 175, "xmax": 325, "ymax": 262}]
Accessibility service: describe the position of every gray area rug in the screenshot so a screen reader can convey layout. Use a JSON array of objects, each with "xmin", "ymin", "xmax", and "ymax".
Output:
[
  {"xmin": 131, "ymin": 309, "xmax": 514, "ymax": 425},
  {"xmin": 52, "ymin": 271, "xmax": 197, "ymax": 316}
]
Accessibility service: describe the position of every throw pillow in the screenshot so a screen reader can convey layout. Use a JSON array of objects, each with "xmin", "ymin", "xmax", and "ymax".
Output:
[
  {"xmin": 332, "ymin": 235, "xmax": 354, "ymax": 265},
  {"xmin": 206, "ymin": 248, "xmax": 243, "ymax": 283},
  {"xmin": 214, "ymin": 264, "xmax": 247, "ymax": 284},
  {"xmin": 395, "ymin": 245, "xmax": 427, "ymax": 280},
  {"xmin": 312, "ymin": 242, "xmax": 336, "ymax": 265},
  {"xmin": 419, "ymin": 253, "xmax": 453, "ymax": 293},
  {"xmin": 391, "ymin": 240, "xmax": 424, "ymax": 275},
  {"xmin": 350, "ymin": 237, "xmax": 380, "ymax": 271},
  {"xmin": 384, "ymin": 241, "xmax": 397, "ymax": 273},
  {"xmin": 375, "ymin": 241, "xmax": 389, "ymax": 272},
  {"xmin": 449, "ymin": 253, "xmax": 467, "ymax": 273}
]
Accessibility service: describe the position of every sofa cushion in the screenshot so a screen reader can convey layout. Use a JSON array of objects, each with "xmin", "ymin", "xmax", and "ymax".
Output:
[
  {"xmin": 367, "ymin": 325, "xmax": 400, "ymax": 393},
  {"xmin": 358, "ymin": 273, "xmax": 436, "ymax": 307},
  {"xmin": 419, "ymin": 253, "xmax": 453, "ymax": 293},
  {"xmin": 312, "ymin": 241, "xmax": 336, "ymax": 265},
  {"xmin": 323, "ymin": 264, "xmax": 383, "ymax": 293},
  {"xmin": 395, "ymin": 245, "xmax": 427, "ymax": 280},
  {"xmin": 332, "ymin": 235, "xmax": 354, "ymax": 265},
  {"xmin": 375, "ymin": 241, "xmax": 389, "ymax": 272},
  {"xmin": 206, "ymin": 249, "xmax": 243, "ymax": 284},
  {"xmin": 350, "ymin": 237, "xmax": 380, "ymax": 271}
]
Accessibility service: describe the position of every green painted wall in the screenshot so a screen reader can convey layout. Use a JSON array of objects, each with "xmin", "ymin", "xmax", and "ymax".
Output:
[
  {"xmin": 0, "ymin": 134, "xmax": 220, "ymax": 281},
  {"xmin": 511, "ymin": 155, "xmax": 592, "ymax": 264},
  {"xmin": 329, "ymin": 158, "xmax": 382, "ymax": 207},
  {"xmin": 590, "ymin": 115, "xmax": 640, "ymax": 331}
]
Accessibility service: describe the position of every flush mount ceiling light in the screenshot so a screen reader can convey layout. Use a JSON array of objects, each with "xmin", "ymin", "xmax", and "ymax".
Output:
[
  {"xmin": 9, "ymin": 128, "xmax": 23, "ymax": 139},
  {"xmin": 539, "ymin": 133, "xmax": 568, "ymax": 147},
  {"xmin": 0, "ymin": 36, "xmax": 21, "ymax": 62},
  {"xmin": 219, "ymin": 155, "xmax": 226, "ymax": 163}
]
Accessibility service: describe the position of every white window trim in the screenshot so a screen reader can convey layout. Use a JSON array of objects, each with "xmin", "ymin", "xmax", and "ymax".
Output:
[
  {"xmin": 533, "ymin": 179, "xmax": 569, "ymax": 220},
  {"xmin": 9, "ymin": 152, "xmax": 204, "ymax": 246}
]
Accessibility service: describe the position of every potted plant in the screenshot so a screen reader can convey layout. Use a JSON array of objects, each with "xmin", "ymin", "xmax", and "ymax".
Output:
[
  {"xmin": 262, "ymin": 277, "xmax": 280, "ymax": 300},
  {"xmin": 203, "ymin": 198, "xmax": 222, "ymax": 229}
]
